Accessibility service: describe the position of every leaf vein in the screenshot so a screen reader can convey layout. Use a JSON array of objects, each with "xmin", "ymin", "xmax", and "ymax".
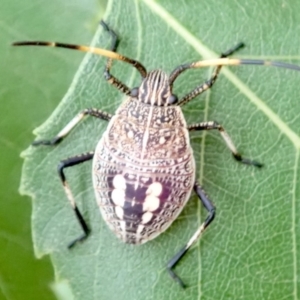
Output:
[{"xmin": 142, "ymin": 0, "xmax": 300, "ymax": 148}]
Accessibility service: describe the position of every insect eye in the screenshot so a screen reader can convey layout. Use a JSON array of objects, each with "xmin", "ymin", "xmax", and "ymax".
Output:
[
  {"xmin": 130, "ymin": 87, "xmax": 139, "ymax": 98},
  {"xmin": 168, "ymin": 94, "xmax": 178, "ymax": 105}
]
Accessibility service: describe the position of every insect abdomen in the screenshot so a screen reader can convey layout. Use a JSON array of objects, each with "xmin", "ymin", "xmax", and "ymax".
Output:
[{"xmin": 92, "ymin": 99, "xmax": 195, "ymax": 244}]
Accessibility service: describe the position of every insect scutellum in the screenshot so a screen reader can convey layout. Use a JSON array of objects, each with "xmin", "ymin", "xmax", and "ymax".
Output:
[{"xmin": 13, "ymin": 20, "xmax": 300, "ymax": 288}]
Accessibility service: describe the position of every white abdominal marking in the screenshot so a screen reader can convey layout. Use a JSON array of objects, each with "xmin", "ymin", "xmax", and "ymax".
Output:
[
  {"xmin": 115, "ymin": 206, "xmax": 124, "ymax": 219},
  {"xmin": 112, "ymin": 176, "xmax": 163, "ymax": 230},
  {"xmin": 112, "ymin": 174, "xmax": 126, "ymax": 219},
  {"xmin": 143, "ymin": 195, "xmax": 160, "ymax": 212},
  {"xmin": 142, "ymin": 212, "xmax": 153, "ymax": 224},
  {"xmin": 146, "ymin": 182, "xmax": 162, "ymax": 197},
  {"xmin": 141, "ymin": 182, "xmax": 163, "ymax": 223}
]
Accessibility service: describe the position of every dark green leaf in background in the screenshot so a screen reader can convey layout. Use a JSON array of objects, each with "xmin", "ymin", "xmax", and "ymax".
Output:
[
  {"xmin": 4, "ymin": 0, "xmax": 300, "ymax": 299},
  {"xmin": 0, "ymin": 0, "xmax": 104, "ymax": 299}
]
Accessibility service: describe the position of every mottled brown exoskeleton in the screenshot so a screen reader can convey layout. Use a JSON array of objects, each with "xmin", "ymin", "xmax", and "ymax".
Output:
[{"xmin": 13, "ymin": 21, "xmax": 300, "ymax": 287}]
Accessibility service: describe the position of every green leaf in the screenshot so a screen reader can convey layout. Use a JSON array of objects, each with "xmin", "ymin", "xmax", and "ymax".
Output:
[
  {"xmin": 0, "ymin": 0, "xmax": 102, "ymax": 299},
  {"xmin": 20, "ymin": 0, "xmax": 300, "ymax": 299}
]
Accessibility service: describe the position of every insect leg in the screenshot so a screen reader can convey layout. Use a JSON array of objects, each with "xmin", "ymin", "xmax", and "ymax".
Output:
[
  {"xmin": 32, "ymin": 108, "xmax": 112, "ymax": 146},
  {"xmin": 172, "ymin": 43, "xmax": 245, "ymax": 106},
  {"xmin": 58, "ymin": 151, "xmax": 94, "ymax": 248},
  {"xmin": 167, "ymin": 182, "xmax": 215, "ymax": 288},
  {"xmin": 101, "ymin": 21, "xmax": 132, "ymax": 95},
  {"xmin": 188, "ymin": 121, "xmax": 263, "ymax": 167}
]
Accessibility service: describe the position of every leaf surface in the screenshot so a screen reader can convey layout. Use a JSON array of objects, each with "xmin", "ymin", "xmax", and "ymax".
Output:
[
  {"xmin": 20, "ymin": 0, "xmax": 300, "ymax": 299},
  {"xmin": 0, "ymin": 0, "xmax": 100, "ymax": 299}
]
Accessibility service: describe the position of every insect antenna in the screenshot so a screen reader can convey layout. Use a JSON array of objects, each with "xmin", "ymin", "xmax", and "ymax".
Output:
[
  {"xmin": 12, "ymin": 41, "xmax": 147, "ymax": 78},
  {"xmin": 170, "ymin": 57, "xmax": 300, "ymax": 85}
]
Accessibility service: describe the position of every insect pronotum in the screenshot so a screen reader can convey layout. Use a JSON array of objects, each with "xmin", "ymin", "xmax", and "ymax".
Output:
[{"xmin": 13, "ymin": 21, "xmax": 300, "ymax": 288}]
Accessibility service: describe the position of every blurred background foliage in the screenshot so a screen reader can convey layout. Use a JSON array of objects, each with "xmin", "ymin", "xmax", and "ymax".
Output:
[{"xmin": 0, "ymin": 0, "xmax": 107, "ymax": 299}]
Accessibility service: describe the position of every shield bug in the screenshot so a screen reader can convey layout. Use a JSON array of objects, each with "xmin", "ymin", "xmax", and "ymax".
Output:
[{"xmin": 13, "ymin": 21, "xmax": 300, "ymax": 287}]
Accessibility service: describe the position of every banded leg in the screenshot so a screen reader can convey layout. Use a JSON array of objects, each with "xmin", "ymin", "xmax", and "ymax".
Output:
[
  {"xmin": 167, "ymin": 182, "xmax": 215, "ymax": 288},
  {"xmin": 188, "ymin": 121, "xmax": 263, "ymax": 167},
  {"xmin": 58, "ymin": 151, "xmax": 94, "ymax": 248},
  {"xmin": 32, "ymin": 108, "xmax": 112, "ymax": 146},
  {"xmin": 100, "ymin": 21, "xmax": 131, "ymax": 95},
  {"xmin": 174, "ymin": 43, "xmax": 245, "ymax": 106}
]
